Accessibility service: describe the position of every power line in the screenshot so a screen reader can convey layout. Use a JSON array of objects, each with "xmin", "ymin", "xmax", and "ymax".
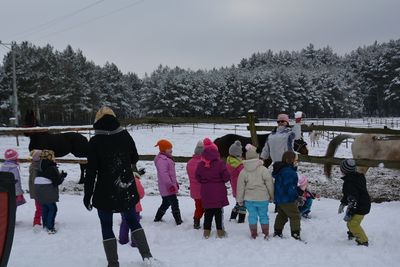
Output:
[
  {"xmin": 34, "ymin": 0, "xmax": 145, "ymax": 41},
  {"xmin": 5, "ymin": 0, "xmax": 106, "ymax": 40}
]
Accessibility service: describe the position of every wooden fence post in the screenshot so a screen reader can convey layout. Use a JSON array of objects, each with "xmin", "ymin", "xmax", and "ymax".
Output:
[{"xmin": 247, "ymin": 110, "xmax": 258, "ymax": 147}]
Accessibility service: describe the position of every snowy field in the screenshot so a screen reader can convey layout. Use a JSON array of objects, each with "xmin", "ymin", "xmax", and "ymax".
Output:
[{"xmin": 1, "ymin": 119, "xmax": 400, "ymax": 266}]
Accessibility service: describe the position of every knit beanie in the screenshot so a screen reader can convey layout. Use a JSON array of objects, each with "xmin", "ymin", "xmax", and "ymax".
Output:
[
  {"xmin": 194, "ymin": 140, "xmax": 204, "ymax": 155},
  {"xmin": 155, "ymin": 139, "xmax": 173, "ymax": 152},
  {"xmin": 245, "ymin": 144, "xmax": 259, "ymax": 160},
  {"xmin": 4, "ymin": 149, "xmax": 18, "ymax": 161},
  {"xmin": 40, "ymin": 149, "xmax": 55, "ymax": 161},
  {"xmin": 203, "ymin": 138, "xmax": 218, "ymax": 151},
  {"xmin": 277, "ymin": 113, "xmax": 289, "ymax": 123},
  {"xmin": 298, "ymin": 175, "xmax": 308, "ymax": 191},
  {"xmin": 340, "ymin": 159, "xmax": 357, "ymax": 174},
  {"xmin": 228, "ymin": 140, "xmax": 242, "ymax": 158},
  {"xmin": 30, "ymin": 149, "xmax": 42, "ymax": 161},
  {"xmin": 94, "ymin": 106, "xmax": 116, "ymax": 123}
]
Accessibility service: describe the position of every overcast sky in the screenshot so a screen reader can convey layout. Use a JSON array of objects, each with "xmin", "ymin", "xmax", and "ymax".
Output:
[{"xmin": 1, "ymin": 0, "xmax": 399, "ymax": 76}]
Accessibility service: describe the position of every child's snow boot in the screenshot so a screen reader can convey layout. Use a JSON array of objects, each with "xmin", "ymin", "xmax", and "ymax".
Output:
[
  {"xmin": 291, "ymin": 230, "xmax": 302, "ymax": 241},
  {"xmin": 203, "ymin": 229, "xmax": 211, "ymax": 239},
  {"xmin": 347, "ymin": 231, "xmax": 355, "ymax": 240},
  {"xmin": 193, "ymin": 218, "xmax": 201, "ymax": 229},
  {"xmin": 356, "ymin": 240, "xmax": 369, "ymax": 247},
  {"xmin": 172, "ymin": 211, "xmax": 183, "ymax": 225},
  {"xmin": 249, "ymin": 225, "xmax": 258, "ymax": 239},
  {"xmin": 273, "ymin": 229, "xmax": 283, "ymax": 238},
  {"xmin": 153, "ymin": 209, "xmax": 165, "ymax": 222},
  {"xmin": 217, "ymin": 229, "xmax": 227, "ymax": 238},
  {"xmin": 261, "ymin": 224, "xmax": 269, "ymax": 239}
]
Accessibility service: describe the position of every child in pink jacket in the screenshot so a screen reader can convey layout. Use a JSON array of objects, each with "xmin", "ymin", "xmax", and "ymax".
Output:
[
  {"xmin": 119, "ymin": 173, "xmax": 145, "ymax": 247},
  {"xmin": 186, "ymin": 140, "xmax": 204, "ymax": 229},
  {"xmin": 154, "ymin": 139, "xmax": 182, "ymax": 225},
  {"xmin": 226, "ymin": 140, "xmax": 245, "ymax": 223}
]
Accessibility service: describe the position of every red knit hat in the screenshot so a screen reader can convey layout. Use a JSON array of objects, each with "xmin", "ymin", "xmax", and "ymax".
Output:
[
  {"xmin": 203, "ymin": 138, "xmax": 218, "ymax": 151},
  {"xmin": 155, "ymin": 139, "xmax": 173, "ymax": 152},
  {"xmin": 4, "ymin": 149, "xmax": 18, "ymax": 161}
]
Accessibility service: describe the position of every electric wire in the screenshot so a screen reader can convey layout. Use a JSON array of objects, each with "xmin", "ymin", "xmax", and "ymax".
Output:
[
  {"xmin": 34, "ymin": 0, "xmax": 145, "ymax": 41},
  {"xmin": 5, "ymin": 0, "xmax": 106, "ymax": 40}
]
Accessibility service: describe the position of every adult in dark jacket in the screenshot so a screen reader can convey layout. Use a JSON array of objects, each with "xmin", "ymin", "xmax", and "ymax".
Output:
[
  {"xmin": 83, "ymin": 107, "xmax": 153, "ymax": 266},
  {"xmin": 271, "ymin": 151, "xmax": 301, "ymax": 240},
  {"xmin": 338, "ymin": 159, "xmax": 371, "ymax": 246}
]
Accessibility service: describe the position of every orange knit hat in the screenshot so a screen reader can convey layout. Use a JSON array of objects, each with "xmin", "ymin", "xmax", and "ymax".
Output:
[{"xmin": 155, "ymin": 139, "xmax": 173, "ymax": 152}]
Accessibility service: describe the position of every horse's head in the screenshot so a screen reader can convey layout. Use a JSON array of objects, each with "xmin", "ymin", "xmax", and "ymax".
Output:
[{"xmin": 294, "ymin": 138, "xmax": 308, "ymax": 155}]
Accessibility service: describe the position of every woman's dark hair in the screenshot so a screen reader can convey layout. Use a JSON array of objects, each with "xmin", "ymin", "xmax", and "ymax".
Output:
[{"xmin": 282, "ymin": 151, "xmax": 296, "ymax": 164}]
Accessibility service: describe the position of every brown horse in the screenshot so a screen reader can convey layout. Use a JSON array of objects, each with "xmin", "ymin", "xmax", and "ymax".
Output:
[
  {"xmin": 214, "ymin": 133, "xmax": 309, "ymax": 167},
  {"xmin": 324, "ymin": 134, "xmax": 400, "ymax": 177}
]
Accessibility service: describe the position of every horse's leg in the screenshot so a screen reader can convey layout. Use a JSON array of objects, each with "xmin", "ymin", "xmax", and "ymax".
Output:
[{"xmin": 78, "ymin": 163, "xmax": 87, "ymax": 184}]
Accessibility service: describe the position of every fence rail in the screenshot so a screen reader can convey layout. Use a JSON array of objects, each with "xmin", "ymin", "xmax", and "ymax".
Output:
[{"xmin": 2, "ymin": 154, "xmax": 400, "ymax": 170}]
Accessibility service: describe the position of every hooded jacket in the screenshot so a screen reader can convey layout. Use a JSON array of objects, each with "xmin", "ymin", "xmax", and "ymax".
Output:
[
  {"xmin": 84, "ymin": 115, "xmax": 140, "ymax": 212},
  {"xmin": 236, "ymin": 158, "xmax": 274, "ymax": 204},
  {"xmin": 195, "ymin": 148, "xmax": 230, "ymax": 208},
  {"xmin": 272, "ymin": 162, "xmax": 298, "ymax": 204},
  {"xmin": 341, "ymin": 172, "xmax": 371, "ymax": 215}
]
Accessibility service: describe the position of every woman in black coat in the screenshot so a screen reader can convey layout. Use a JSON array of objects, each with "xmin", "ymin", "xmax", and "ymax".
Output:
[{"xmin": 84, "ymin": 107, "xmax": 153, "ymax": 266}]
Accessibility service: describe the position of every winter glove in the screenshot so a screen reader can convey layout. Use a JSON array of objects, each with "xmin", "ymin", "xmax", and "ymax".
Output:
[
  {"xmin": 169, "ymin": 185, "xmax": 176, "ymax": 193},
  {"xmin": 295, "ymin": 111, "xmax": 303, "ymax": 123},
  {"xmin": 338, "ymin": 203, "xmax": 345, "ymax": 214},
  {"xmin": 138, "ymin": 168, "xmax": 146, "ymax": 176},
  {"xmin": 297, "ymin": 196, "xmax": 305, "ymax": 206},
  {"xmin": 83, "ymin": 195, "xmax": 92, "ymax": 211},
  {"xmin": 238, "ymin": 205, "xmax": 247, "ymax": 215},
  {"xmin": 343, "ymin": 212, "xmax": 352, "ymax": 222},
  {"xmin": 60, "ymin": 171, "xmax": 68, "ymax": 179}
]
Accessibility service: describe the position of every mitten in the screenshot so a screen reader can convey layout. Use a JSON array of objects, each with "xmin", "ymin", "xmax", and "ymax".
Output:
[
  {"xmin": 169, "ymin": 185, "xmax": 176, "ymax": 193},
  {"xmin": 294, "ymin": 111, "xmax": 303, "ymax": 123},
  {"xmin": 343, "ymin": 212, "xmax": 352, "ymax": 222},
  {"xmin": 338, "ymin": 203, "xmax": 345, "ymax": 214},
  {"xmin": 83, "ymin": 195, "xmax": 92, "ymax": 211}
]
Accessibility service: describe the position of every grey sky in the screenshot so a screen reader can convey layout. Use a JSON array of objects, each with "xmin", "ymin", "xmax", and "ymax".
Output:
[{"xmin": 1, "ymin": 0, "xmax": 399, "ymax": 77}]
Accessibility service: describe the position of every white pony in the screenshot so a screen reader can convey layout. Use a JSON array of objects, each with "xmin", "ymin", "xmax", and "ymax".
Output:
[
  {"xmin": 309, "ymin": 130, "xmax": 322, "ymax": 147},
  {"xmin": 324, "ymin": 134, "xmax": 400, "ymax": 177}
]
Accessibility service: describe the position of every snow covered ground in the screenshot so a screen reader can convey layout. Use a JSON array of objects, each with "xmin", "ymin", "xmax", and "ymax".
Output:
[{"xmin": 1, "ymin": 119, "xmax": 400, "ymax": 266}]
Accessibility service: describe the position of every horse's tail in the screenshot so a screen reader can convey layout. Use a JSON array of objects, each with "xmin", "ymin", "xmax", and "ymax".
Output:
[{"xmin": 324, "ymin": 134, "xmax": 355, "ymax": 178}]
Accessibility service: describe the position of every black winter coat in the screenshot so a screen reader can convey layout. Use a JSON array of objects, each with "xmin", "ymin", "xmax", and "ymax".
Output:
[
  {"xmin": 341, "ymin": 172, "xmax": 371, "ymax": 215},
  {"xmin": 84, "ymin": 115, "xmax": 140, "ymax": 212},
  {"xmin": 35, "ymin": 159, "xmax": 65, "ymax": 204}
]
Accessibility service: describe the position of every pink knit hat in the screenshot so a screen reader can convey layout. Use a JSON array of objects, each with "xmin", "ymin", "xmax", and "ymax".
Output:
[
  {"xmin": 277, "ymin": 114, "xmax": 289, "ymax": 123},
  {"xmin": 4, "ymin": 149, "xmax": 18, "ymax": 161},
  {"xmin": 298, "ymin": 175, "xmax": 308, "ymax": 190},
  {"xmin": 203, "ymin": 138, "xmax": 218, "ymax": 151}
]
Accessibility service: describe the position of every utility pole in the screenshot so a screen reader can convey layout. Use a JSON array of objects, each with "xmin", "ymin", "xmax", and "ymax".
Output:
[{"xmin": 0, "ymin": 41, "xmax": 19, "ymax": 126}]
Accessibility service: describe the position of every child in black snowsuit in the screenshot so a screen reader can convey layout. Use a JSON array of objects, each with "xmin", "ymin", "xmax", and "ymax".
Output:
[{"xmin": 338, "ymin": 159, "xmax": 371, "ymax": 246}]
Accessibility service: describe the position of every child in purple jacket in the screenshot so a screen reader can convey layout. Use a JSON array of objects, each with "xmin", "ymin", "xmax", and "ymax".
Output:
[
  {"xmin": 153, "ymin": 139, "xmax": 182, "ymax": 225},
  {"xmin": 1, "ymin": 149, "xmax": 26, "ymax": 208},
  {"xmin": 195, "ymin": 138, "xmax": 231, "ymax": 238}
]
